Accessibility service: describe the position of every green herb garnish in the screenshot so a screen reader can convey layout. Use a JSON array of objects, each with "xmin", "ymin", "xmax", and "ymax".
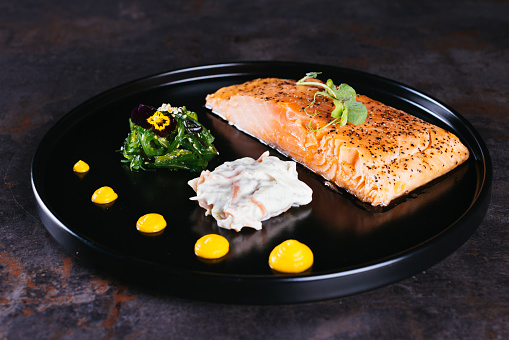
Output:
[
  {"xmin": 296, "ymin": 72, "xmax": 368, "ymax": 129},
  {"xmin": 121, "ymin": 104, "xmax": 218, "ymax": 172}
]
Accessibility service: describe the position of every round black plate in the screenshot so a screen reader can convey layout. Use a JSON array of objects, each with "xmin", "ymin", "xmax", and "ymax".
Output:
[{"xmin": 31, "ymin": 61, "xmax": 491, "ymax": 304}]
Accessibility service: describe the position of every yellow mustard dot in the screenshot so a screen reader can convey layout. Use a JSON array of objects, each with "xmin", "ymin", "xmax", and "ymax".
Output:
[
  {"xmin": 136, "ymin": 213, "xmax": 167, "ymax": 233},
  {"xmin": 91, "ymin": 186, "xmax": 118, "ymax": 204},
  {"xmin": 194, "ymin": 234, "xmax": 229, "ymax": 259},
  {"xmin": 269, "ymin": 239, "xmax": 313, "ymax": 273},
  {"xmin": 73, "ymin": 160, "xmax": 90, "ymax": 173}
]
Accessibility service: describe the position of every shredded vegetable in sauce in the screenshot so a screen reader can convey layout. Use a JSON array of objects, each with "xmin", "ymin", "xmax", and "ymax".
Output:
[{"xmin": 188, "ymin": 152, "xmax": 313, "ymax": 232}]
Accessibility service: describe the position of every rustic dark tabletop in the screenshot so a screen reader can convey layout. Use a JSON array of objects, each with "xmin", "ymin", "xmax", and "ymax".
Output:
[{"xmin": 1, "ymin": 1, "xmax": 508, "ymax": 339}]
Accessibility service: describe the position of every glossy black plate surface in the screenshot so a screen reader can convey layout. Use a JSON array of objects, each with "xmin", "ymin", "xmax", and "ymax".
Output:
[{"xmin": 31, "ymin": 61, "xmax": 491, "ymax": 304}]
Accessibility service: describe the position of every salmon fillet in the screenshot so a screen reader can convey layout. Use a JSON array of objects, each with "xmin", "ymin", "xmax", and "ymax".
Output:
[{"xmin": 205, "ymin": 78, "xmax": 470, "ymax": 206}]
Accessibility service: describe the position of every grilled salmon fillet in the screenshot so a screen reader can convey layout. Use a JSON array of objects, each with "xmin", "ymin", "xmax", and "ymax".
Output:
[{"xmin": 205, "ymin": 78, "xmax": 470, "ymax": 206}]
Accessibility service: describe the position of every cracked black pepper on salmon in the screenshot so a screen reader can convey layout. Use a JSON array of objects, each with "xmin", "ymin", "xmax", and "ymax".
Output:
[{"xmin": 205, "ymin": 78, "xmax": 470, "ymax": 206}]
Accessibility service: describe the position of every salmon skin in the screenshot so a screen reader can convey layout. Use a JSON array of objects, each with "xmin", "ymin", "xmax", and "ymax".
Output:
[{"xmin": 205, "ymin": 78, "xmax": 470, "ymax": 206}]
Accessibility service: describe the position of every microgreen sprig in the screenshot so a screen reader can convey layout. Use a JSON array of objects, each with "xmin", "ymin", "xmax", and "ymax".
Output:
[{"xmin": 296, "ymin": 72, "xmax": 368, "ymax": 129}]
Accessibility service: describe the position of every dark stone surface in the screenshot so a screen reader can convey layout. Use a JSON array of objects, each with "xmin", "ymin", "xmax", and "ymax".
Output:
[{"xmin": 1, "ymin": 0, "xmax": 508, "ymax": 338}]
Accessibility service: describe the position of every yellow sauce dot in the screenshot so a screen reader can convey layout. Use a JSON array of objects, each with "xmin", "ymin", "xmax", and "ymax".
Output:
[
  {"xmin": 136, "ymin": 213, "xmax": 167, "ymax": 233},
  {"xmin": 269, "ymin": 239, "xmax": 313, "ymax": 273},
  {"xmin": 194, "ymin": 234, "xmax": 229, "ymax": 259},
  {"xmin": 91, "ymin": 186, "xmax": 118, "ymax": 204},
  {"xmin": 73, "ymin": 160, "xmax": 90, "ymax": 173}
]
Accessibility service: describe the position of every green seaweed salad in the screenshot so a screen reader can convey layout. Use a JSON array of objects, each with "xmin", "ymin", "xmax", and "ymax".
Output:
[{"xmin": 121, "ymin": 103, "xmax": 218, "ymax": 172}]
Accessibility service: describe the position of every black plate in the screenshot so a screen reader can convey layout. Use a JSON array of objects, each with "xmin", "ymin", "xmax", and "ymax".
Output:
[{"xmin": 31, "ymin": 61, "xmax": 491, "ymax": 304}]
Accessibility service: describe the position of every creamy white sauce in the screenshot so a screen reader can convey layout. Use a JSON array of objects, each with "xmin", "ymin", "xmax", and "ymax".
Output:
[{"xmin": 188, "ymin": 151, "xmax": 313, "ymax": 231}]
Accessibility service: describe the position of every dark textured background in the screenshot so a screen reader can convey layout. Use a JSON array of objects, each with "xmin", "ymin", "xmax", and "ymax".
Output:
[{"xmin": 1, "ymin": 1, "xmax": 508, "ymax": 339}]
